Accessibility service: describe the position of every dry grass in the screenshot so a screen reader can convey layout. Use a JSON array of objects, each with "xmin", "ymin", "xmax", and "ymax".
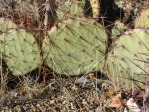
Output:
[
  {"xmin": 0, "ymin": 69, "xmax": 9, "ymax": 107},
  {"xmin": 0, "ymin": 67, "xmax": 143, "ymax": 111},
  {"xmin": 18, "ymin": 75, "xmax": 45, "ymax": 99}
]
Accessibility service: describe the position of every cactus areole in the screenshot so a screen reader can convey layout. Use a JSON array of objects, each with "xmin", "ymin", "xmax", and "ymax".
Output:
[{"xmin": 43, "ymin": 18, "xmax": 108, "ymax": 76}]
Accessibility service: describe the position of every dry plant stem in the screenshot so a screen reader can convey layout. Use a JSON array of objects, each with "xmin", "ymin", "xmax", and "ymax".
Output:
[
  {"xmin": 0, "ymin": 67, "xmax": 8, "ymax": 107},
  {"xmin": 0, "ymin": 50, "xmax": 7, "ymax": 92},
  {"xmin": 0, "ymin": 50, "xmax": 2, "ymax": 89},
  {"xmin": 144, "ymin": 79, "xmax": 149, "ymax": 112},
  {"xmin": 44, "ymin": 0, "xmax": 50, "ymax": 31},
  {"xmin": 20, "ymin": 75, "xmax": 44, "ymax": 99},
  {"xmin": 43, "ymin": 0, "xmax": 50, "ymax": 83}
]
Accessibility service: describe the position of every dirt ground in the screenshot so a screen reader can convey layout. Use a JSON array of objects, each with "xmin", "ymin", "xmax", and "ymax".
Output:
[{"xmin": 0, "ymin": 72, "xmax": 144, "ymax": 112}]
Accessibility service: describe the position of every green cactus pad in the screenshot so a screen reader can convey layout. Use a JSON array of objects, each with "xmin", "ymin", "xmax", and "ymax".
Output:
[
  {"xmin": 135, "ymin": 8, "xmax": 149, "ymax": 28},
  {"xmin": 56, "ymin": 0, "xmax": 85, "ymax": 20},
  {"xmin": 43, "ymin": 18, "xmax": 108, "ymax": 76},
  {"xmin": 106, "ymin": 28, "xmax": 149, "ymax": 87},
  {"xmin": 0, "ymin": 29, "xmax": 41, "ymax": 75},
  {"xmin": 0, "ymin": 18, "xmax": 17, "ymax": 32}
]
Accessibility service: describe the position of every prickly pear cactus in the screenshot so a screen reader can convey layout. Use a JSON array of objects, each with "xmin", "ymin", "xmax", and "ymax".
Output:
[
  {"xmin": 0, "ymin": 29, "xmax": 41, "ymax": 75},
  {"xmin": 90, "ymin": 0, "xmax": 100, "ymax": 18},
  {"xmin": 43, "ymin": 18, "xmax": 108, "ymax": 76},
  {"xmin": 56, "ymin": 0, "xmax": 85, "ymax": 20},
  {"xmin": 135, "ymin": 7, "xmax": 149, "ymax": 28},
  {"xmin": 106, "ymin": 28, "xmax": 149, "ymax": 88},
  {"xmin": 0, "ymin": 18, "xmax": 17, "ymax": 32}
]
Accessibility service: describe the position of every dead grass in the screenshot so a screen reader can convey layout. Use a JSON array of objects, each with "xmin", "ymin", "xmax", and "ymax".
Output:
[
  {"xmin": 18, "ymin": 75, "xmax": 45, "ymax": 99},
  {"xmin": 0, "ymin": 69, "xmax": 9, "ymax": 107},
  {"xmin": 0, "ymin": 68, "xmax": 144, "ymax": 111}
]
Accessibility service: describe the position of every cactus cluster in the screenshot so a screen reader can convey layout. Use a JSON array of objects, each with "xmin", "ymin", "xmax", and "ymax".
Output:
[
  {"xmin": 1, "ymin": 0, "xmax": 149, "ymax": 89},
  {"xmin": 0, "ymin": 17, "xmax": 108, "ymax": 77}
]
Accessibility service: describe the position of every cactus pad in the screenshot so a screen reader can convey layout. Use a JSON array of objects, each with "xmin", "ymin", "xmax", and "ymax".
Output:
[
  {"xmin": 106, "ymin": 28, "xmax": 149, "ymax": 87},
  {"xmin": 56, "ymin": 0, "xmax": 85, "ymax": 20},
  {"xmin": 0, "ymin": 29, "xmax": 41, "ymax": 75},
  {"xmin": 43, "ymin": 18, "xmax": 108, "ymax": 76},
  {"xmin": 0, "ymin": 18, "xmax": 17, "ymax": 32},
  {"xmin": 135, "ymin": 8, "xmax": 149, "ymax": 28}
]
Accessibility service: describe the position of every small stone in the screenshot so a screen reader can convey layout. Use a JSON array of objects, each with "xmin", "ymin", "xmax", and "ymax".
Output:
[
  {"xmin": 50, "ymin": 100, "xmax": 55, "ymax": 105},
  {"xmin": 14, "ymin": 106, "xmax": 21, "ymax": 112},
  {"xmin": 36, "ymin": 104, "xmax": 40, "ymax": 108}
]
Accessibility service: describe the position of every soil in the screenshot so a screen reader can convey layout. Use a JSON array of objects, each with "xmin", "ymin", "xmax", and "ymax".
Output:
[{"xmin": 0, "ymin": 72, "xmax": 144, "ymax": 112}]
